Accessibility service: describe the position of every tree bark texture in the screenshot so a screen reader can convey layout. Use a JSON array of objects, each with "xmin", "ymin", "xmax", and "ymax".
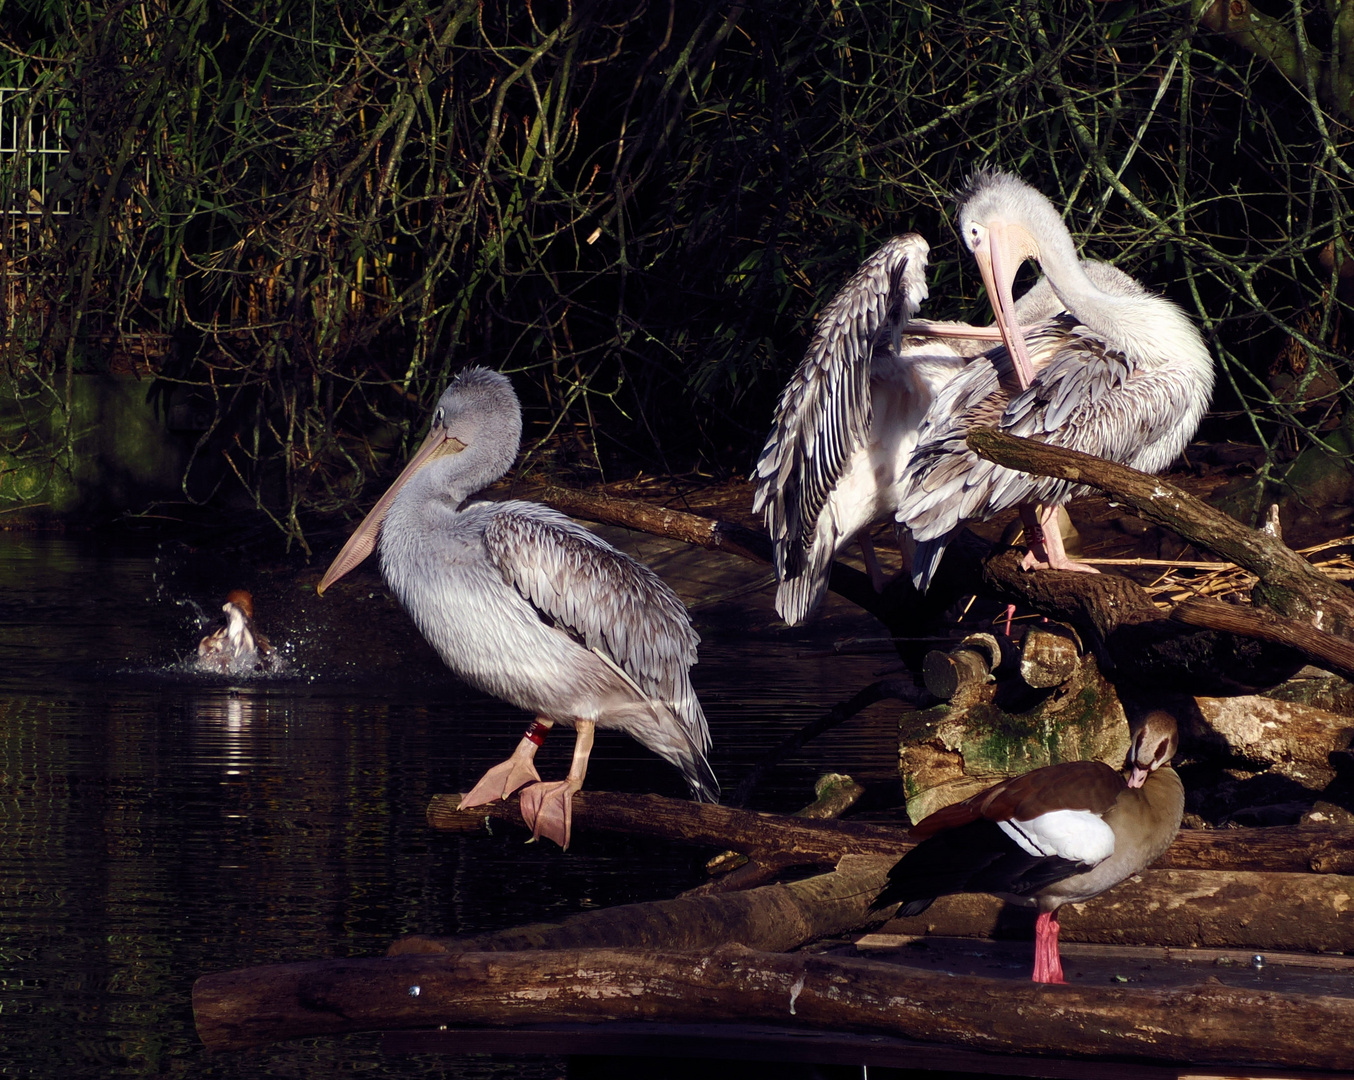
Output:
[
  {"xmin": 1173, "ymin": 595, "xmax": 1354, "ymax": 683},
  {"xmin": 192, "ymin": 941, "xmax": 1354, "ymax": 1066}
]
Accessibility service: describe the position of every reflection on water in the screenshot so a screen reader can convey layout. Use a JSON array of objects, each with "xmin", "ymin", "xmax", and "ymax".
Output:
[{"xmin": 0, "ymin": 532, "xmax": 902, "ymax": 1077}]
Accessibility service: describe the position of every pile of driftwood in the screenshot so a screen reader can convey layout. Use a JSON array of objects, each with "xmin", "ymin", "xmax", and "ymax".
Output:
[
  {"xmin": 193, "ymin": 433, "xmax": 1354, "ymax": 1071},
  {"xmin": 193, "ymin": 792, "xmax": 1354, "ymax": 1070}
]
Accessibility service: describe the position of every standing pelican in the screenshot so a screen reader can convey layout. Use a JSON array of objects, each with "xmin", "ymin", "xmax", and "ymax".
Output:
[
  {"xmin": 752, "ymin": 231, "xmax": 1143, "ymax": 624},
  {"xmin": 896, "ymin": 170, "xmax": 1215, "ymax": 591},
  {"xmin": 316, "ymin": 367, "xmax": 718, "ymax": 848}
]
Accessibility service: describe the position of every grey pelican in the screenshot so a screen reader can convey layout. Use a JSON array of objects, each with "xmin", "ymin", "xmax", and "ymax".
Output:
[
  {"xmin": 871, "ymin": 710, "xmax": 1182, "ymax": 983},
  {"xmin": 752, "ymin": 231, "xmax": 1144, "ymax": 624},
  {"xmin": 316, "ymin": 367, "xmax": 718, "ymax": 848},
  {"xmin": 896, "ymin": 169, "xmax": 1215, "ymax": 591},
  {"xmin": 195, "ymin": 590, "xmax": 280, "ymax": 674}
]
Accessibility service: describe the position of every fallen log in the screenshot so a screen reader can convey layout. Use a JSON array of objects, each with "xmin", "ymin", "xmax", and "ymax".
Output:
[
  {"xmin": 428, "ymin": 790, "xmax": 1354, "ymax": 874},
  {"xmin": 857, "ymin": 855, "xmax": 1354, "ymax": 954},
  {"xmin": 389, "ymin": 854, "xmax": 891, "ymax": 958},
  {"xmin": 967, "ymin": 428, "xmax": 1354, "ymax": 639},
  {"xmin": 192, "ymin": 941, "xmax": 1354, "ymax": 1068},
  {"xmin": 392, "ymin": 848, "xmax": 1354, "ymax": 959}
]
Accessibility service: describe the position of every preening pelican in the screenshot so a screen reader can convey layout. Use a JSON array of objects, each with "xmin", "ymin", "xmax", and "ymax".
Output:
[
  {"xmin": 316, "ymin": 367, "xmax": 718, "ymax": 848},
  {"xmin": 752, "ymin": 231, "xmax": 1144, "ymax": 625},
  {"xmin": 195, "ymin": 590, "xmax": 280, "ymax": 674},
  {"xmin": 896, "ymin": 169, "xmax": 1215, "ymax": 591}
]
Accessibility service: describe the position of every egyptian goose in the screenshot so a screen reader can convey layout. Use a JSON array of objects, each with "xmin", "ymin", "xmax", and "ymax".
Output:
[
  {"xmin": 871, "ymin": 710, "xmax": 1183, "ymax": 983},
  {"xmin": 195, "ymin": 590, "xmax": 280, "ymax": 674}
]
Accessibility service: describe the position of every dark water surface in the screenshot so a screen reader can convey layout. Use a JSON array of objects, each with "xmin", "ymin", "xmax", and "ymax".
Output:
[{"xmin": 0, "ymin": 532, "xmax": 901, "ymax": 1078}]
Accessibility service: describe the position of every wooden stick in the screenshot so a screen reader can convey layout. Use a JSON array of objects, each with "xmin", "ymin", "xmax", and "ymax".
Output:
[
  {"xmin": 192, "ymin": 940, "xmax": 1354, "ymax": 1066},
  {"xmin": 530, "ymin": 483, "xmax": 889, "ymax": 622},
  {"xmin": 427, "ymin": 789, "xmax": 1354, "ymax": 875}
]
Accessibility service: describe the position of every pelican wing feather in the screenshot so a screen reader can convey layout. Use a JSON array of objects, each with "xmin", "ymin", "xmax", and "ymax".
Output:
[
  {"xmin": 484, "ymin": 503, "xmax": 710, "ymax": 753},
  {"xmin": 753, "ymin": 234, "xmax": 931, "ymax": 581}
]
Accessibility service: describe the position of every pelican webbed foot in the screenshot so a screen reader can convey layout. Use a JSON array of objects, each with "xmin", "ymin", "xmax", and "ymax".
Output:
[
  {"xmin": 518, "ymin": 719, "xmax": 595, "ymax": 850},
  {"xmin": 518, "ymin": 777, "xmax": 585, "ymax": 849},
  {"xmin": 458, "ymin": 722, "xmax": 549, "ymax": 809},
  {"xmin": 1018, "ymin": 505, "xmax": 1100, "ymax": 576}
]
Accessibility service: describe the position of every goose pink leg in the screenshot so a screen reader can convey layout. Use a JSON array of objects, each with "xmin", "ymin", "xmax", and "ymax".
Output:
[{"xmin": 1033, "ymin": 909, "xmax": 1066, "ymax": 984}]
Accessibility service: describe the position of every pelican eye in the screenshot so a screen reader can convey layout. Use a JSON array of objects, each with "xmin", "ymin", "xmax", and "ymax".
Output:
[{"xmin": 433, "ymin": 407, "xmax": 445, "ymax": 429}]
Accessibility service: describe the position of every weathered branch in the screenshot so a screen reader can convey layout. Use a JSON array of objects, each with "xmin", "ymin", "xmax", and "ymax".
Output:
[
  {"xmin": 428, "ymin": 790, "xmax": 1354, "ymax": 875},
  {"xmin": 966, "ymin": 428, "xmax": 1354, "ymax": 639},
  {"xmin": 979, "ymin": 548, "xmax": 1307, "ymax": 691},
  {"xmin": 1195, "ymin": 0, "xmax": 1354, "ymax": 120},
  {"xmin": 389, "ymin": 855, "xmax": 891, "ymax": 958}
]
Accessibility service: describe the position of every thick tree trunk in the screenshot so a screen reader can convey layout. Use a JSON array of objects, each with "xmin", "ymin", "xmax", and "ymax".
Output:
[{"xmin": 192, "ymin": 941, "xmax": 1354, "ymax": 1066}]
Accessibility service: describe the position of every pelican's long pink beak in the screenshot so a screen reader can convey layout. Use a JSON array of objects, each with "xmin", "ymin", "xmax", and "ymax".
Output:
[
  {"xmin": 905, "ymin": 320, "xmax": 1004, "ymax": 341},
  {"xmin": 973, "ymin": 220, "xmax": 1038, "ymax": 390},
  {"xmin": 316, "ymin": 424, "xmax": 466, "ymax": 595}
]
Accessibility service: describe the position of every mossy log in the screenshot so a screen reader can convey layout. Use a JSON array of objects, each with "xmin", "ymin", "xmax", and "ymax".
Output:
[{"xmin": 899, "ymin": 647, "xmax": 1130, "ymax": 823}]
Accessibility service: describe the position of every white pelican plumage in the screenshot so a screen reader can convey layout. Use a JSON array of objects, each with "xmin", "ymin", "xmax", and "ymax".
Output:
[
  {"xmin": 897, "ymin": 169, "xmax": 1215, "ymax": 591},
  {"xmin": 317, "ymin": 367, "xmax": 718, "ymax": 847},
  {"xmin": 752, "ymin": 230, "xmax": 1150, "ymax": 624}
]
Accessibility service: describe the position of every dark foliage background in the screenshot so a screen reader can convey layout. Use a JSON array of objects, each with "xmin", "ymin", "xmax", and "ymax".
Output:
[{"xmin": 1, "ymin": 0, "xmax": 1350, "ymax": 548}]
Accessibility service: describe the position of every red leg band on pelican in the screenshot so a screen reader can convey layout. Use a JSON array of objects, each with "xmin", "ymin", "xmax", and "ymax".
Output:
[{"xmin": 523, "ymin": 721, "xmax": 550, "ymax": 747}]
